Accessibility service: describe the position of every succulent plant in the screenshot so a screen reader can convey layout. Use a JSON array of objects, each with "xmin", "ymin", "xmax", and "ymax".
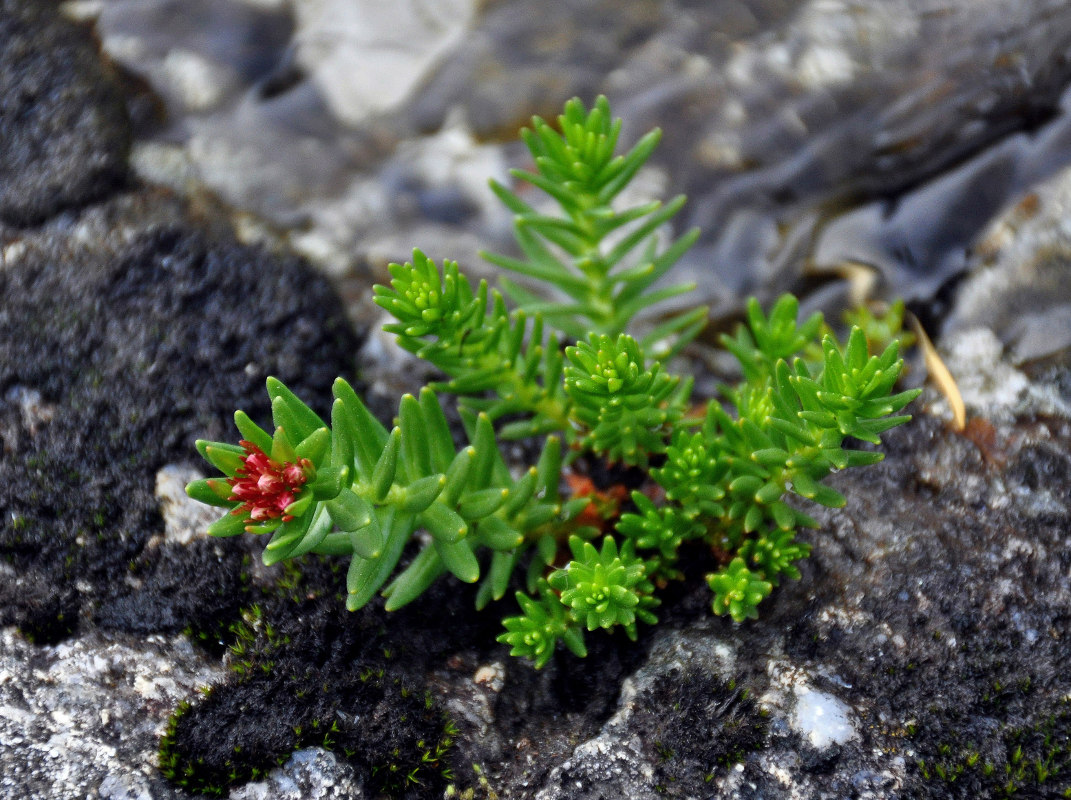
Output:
[{"xmin": 190, "ymin": 96, "xmax": 919, "ymax": 667}]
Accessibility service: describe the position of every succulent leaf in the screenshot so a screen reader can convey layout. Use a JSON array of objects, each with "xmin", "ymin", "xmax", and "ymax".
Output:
[
  {"xmin": 564, "ymin": 333, "xmax": 689, "ymax": 466},
  {"xmin": 707, "ymin": 558, "xmax": 773, "ymax": 622},
  {"xmin": 482, "ymin": 95, "xmax": 704, "ymax": 354},
  {"xmin": 548, "ymin": 536, "xmax": 658, "ymax": 637},
  {"xmin": 498, "ymin": 580, "xmax": 581, "ymax": 669}
]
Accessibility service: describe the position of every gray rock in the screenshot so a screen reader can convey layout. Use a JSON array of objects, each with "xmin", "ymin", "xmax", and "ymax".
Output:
[
  {"xmin": 153, "ymin": 465, "xmax": 220, "ymax": 548},
  {"xmin": 95, "ymin": 0, "xmax": 355, "ymax": 227},
  {"xmin": 93, "ymin": 0, "xmax": 292, "ymax": 114},
  {"xmin": 406, "ymin": 0, "xmax": 1071, "ymax": 311},
  {"xmin": 407, "ymin": 0, "xmax": 676, "ymax": 138},
  {"xmin": 92, "ymin": 0, "xmax": 1071, "ymax": 318},
  {"xmin": 946, "ymin": 160, "xmax": 1071, "ymax": 368},
  {"xmin": 0, "ymin": 627, "xmax": 221, "ymax": 800},
  {"xmin": 535, "ymin": 734, "xmax": 656, "ymax": 800},
  {"xmin": 229, "ymin": 749, "xmax": 366, "ymax": 800},
  {"xmin": 292, "ymin": 0, "xmax": 476, "ymax": 126}
]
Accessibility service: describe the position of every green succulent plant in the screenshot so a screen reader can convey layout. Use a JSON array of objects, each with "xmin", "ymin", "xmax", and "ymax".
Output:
[
  {"xmin": 189, "ymin": 96, "xmax": 920, "ymax": 667},
  {"xmin": 550, "ymin": 535, "xmax": 659, "ymax": 637},
  {"xmin": 482, "ymin": 95, "xmax": 706, "ymax": 359},
  {"xmin": 563, "ymin": 332, "xmax": 690, "ymax": 467}
]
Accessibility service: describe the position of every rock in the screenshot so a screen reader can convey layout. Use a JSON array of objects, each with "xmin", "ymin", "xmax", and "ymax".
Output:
[
  {"xmin": 926, "ymin": 328, "xmax": 1071, "ymax": 427},
  {"xmin": 534, "ymin": 735, "xmax": 656, "ymax": 800},
  {"xmin": 788, "ymin": 686, "xmax": 858, "ymax": 750},
  {"xmin": 946, "ymin": 161, "xmax": 1071, "ymax": 369},
  {"xmin": 528, "ymin": 633, "xmax": 761, "ymax": 799},
  {"xmin": 419, "ymin": 318, "xmax": 1069, "ymax": 800},
  {"xmin": 407, "ymin": 0, "xmax": 672, "ymax": 139},
  {"xmin": 648, "ymin": 0, "xmax": 1071, "ymax": 305},
  {"xmin": 292, "ymin": 0, "xmax": 476, "ymax": 126},
  {"xmin": 407, "ymin": 0, "xmax": 1071, "ymax": 310},
  {"xmin": 94, "ymin": 0, "xmax": 353, "ymax": 225},
  {"xmin": 488, "ymin": 359, "xmax": 1070, "ymax": 798},
  {"xmin": 93, "ymin": 0, "xmax": 292, "ymax": 115},
  {"xmin": 156, "ymin": 585, "xmax": 478, "ymax": 798},
  {"xmin": 0, "ymin": 627, "xmax": 221, "ymax": 800},
  {"xmin": 91, "ymin": 0, "xmax": 1071, "ymax": 317},
  {"xmin": 0, "ymin": 0, "xmax": 130, "ymax": 226},
  {"xmin": 153, "ymin": 465, "xmax": 220, "ymax": 548},
  {"xmin": 229, "ymin": 749, "xmax": 365, "ymax": 800}
]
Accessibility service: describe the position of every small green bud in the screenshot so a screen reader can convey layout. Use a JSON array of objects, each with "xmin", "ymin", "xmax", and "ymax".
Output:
[{"xmin": 707, "ymin": 558, "xmax": 772, "ymax": 622}]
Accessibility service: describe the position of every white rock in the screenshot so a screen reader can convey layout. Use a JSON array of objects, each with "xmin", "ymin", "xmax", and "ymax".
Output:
[
  {"xmin": 161, "ymin": 48, "xmax": 233, "ymax": 112},
  {"xmin": 293, "ymin": 0, "xmax": 477, "ymax": 125},
  {"xmin": 791, "ymin": 686, "xmax": 858, "ymax": 749},
  {"xmin": 154, "ymin": 465, "xmax": 220, "ymax": 546},
  {"xmin": 938, "ymin": 327, "xmax": 1071, "ymax": 424},
  {"xmin": 0, "ymin": 628, "xmax": 222, "ymax": 799},
  {"xmin": 229, "ymin": 748, "xmax": 365, "ymax": 799}
]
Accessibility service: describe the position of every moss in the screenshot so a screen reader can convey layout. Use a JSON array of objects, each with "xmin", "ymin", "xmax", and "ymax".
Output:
[
  {"xmin": 630, "ymin": 668, "xmax": 768, "ymax": 796},
  {"xmin": 156, "ymin": 563, "xmax": 496, "ymax": 798},
  {"xmin": 0, "ymin": 219, "xmax": 360, "ymax": 643},
  {"xmin": 0, "ymin": 0, "xmax": 130, "ymax": 226},
  {"xmin": 15, "ymin": 591, "xmax": 78, "ymax": 644},
  {"xmin": 908, "ymin": 682, "xmax": 1071, "ymax": 798},
  {"xmin": 445, "ymin": 764, "xmax": 500, "ymax": 800},
  {"xmin": 158, "ymin": 659, "xmax": 457, "ymax": 798}
]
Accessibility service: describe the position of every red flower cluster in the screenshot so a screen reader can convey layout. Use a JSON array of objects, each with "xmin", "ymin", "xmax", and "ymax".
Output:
[{"xmin": 227, "ymin": 440, "xmax": 311, "ymax": 523}]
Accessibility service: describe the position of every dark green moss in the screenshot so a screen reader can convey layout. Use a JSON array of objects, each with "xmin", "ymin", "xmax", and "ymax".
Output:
[
  {"xmin": 911, "ymin": 689, "xmax": 1071, "ymax": 798},
  {"xmin": 156, "ymin": 556, "xmax": 504, "ymax": 798},
  {"xmin": 158, "ymin": 668, "xmax": 456, "ymax": 798},
  {"xmin": 0, "ymin": 220, "xmax": 359, "ymax": 643},
  {"xmin": 14, "ymin": 584, "xmax": 78, "ymax": 645},
  {"xmin": 158, "ymin": 591, "xmax": 465, "ymax": 798},
  {"xmin": 630, "ymin": 668, "xmax": 768, "ymax": 796}
]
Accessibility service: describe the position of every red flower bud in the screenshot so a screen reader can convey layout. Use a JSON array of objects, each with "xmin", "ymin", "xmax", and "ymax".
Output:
[{"xmin": 227, "ymin": 440, "xmax": 311, "ymax": 526}]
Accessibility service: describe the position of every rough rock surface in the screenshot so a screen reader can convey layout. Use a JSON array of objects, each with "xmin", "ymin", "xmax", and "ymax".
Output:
[
  {"xmin": 0, "ymin": 628, "xmax": 219, "ymax": 800},
  {"xmin": 520, "ymin": 368, "xmax": 1071, "ymax": 799},
  {"xmin": 292, "ymin": 0, "xmax": 476, "ymax": 126},
  {"xmin": 3, "ymin": 2, "xmax": 1071, "ymax": 800},
  {"xmin": 946, "ymin": 161, "xmax": 1071, "ymax": 369},
  {"xmin": 93, "ymin": 0, "xmax": 1071, "ymax": 313},
  {"xmin": 229, "ymin": 749, "xmax": 365, "ymax": 800}
]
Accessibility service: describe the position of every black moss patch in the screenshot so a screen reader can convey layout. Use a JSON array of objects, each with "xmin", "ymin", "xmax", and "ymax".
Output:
[
  {"xmin": 848, "ymin": 424, "xmax": 1071, "ymax": 799},
  {"xmin": 0, "ymin": 220, "xmax": 359, "ymax": 642},
  {"xmin": 158, "ymin": 562, "xmax": 503, "ymax": 798},
  {"xmin": 160, "ymin": 666, "xmax": 453, "ymax": 799},
  {"xmin": 631, "ymin": 668, "xmax": 768, "ymax": 796},
  {"xmin": 907, "ymin": 676, "xmax": 1071, "ymax": 799},
  {"xmin": 0, "ymin": 0, "xmax": 130, "ymax": 226},
  {"xmin": 99, "ymin": 540, "xmax": 250, "ymax": 637},
  {"xmin": 494, "ymin": 626, "xmax": 651, "ymax": 740},
  {"xmin": 7, "ymin": 580, "xmax": 79, "ymax": 645},
  {"xmin": 475, "ymin": 617, "xmax": 655, "ymax": 796},
  {"xmin": 247, "ymin": 553, "xmax": 502, "ymax": 676}
]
